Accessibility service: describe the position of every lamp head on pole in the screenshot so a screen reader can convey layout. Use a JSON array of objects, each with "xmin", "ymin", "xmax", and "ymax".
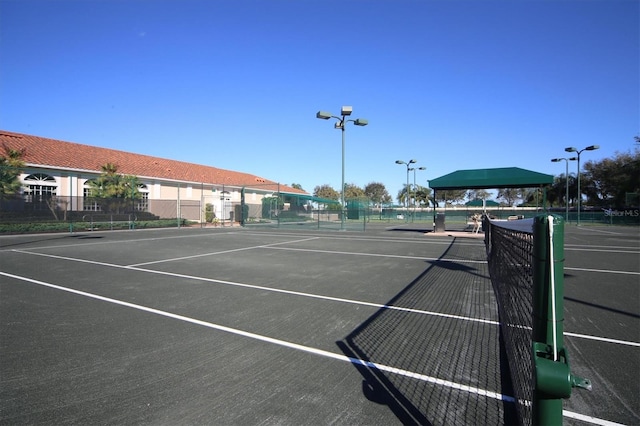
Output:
[
  {"xmin": 316, "ymin": 111, "xmax": 332, "ymax": 120},
  {"xmin": 564, "ymin": 147, "xmax": 577, "ymax": 153},
  {"xmin": 341, "ymin": 106, "xmax": 353, "ymax": 116},
  {"xmin": 395, "ymin": 160, "xmax": 404, "ymax": 165},
  {"xmin": 585, "ymin": 145, "xmax": 600, "ymax": 151}
]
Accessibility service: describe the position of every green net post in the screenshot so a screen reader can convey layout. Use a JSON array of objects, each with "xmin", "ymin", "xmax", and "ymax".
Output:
[{"xmin": 532, "ymin": 215, "xmax": 591, "ymax": 425}]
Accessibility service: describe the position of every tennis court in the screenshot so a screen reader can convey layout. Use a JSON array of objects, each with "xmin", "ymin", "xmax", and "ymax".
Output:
[{"xmin": 0, "ymin": 223, "xmax": 638, "ymax": 425}]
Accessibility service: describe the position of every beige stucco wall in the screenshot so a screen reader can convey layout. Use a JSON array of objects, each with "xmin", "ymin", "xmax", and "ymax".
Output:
[{"xmin": 22, "ymin": 166, "xmax": 279, "ymax": 200}]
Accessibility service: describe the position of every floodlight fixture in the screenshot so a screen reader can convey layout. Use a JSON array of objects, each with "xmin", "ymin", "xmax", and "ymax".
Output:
[
  {"xmin": 396, "ymin": 159, "xmax": 421, "ymax": 210},
  {"xmin": 315, "ymin": 105, "xmax": 368, "ymax": 230},
  {"xmin": 551, "ymin": 157, "xmax": 574, "ymax": 221},
  {"xmin": 561, "ymin": 145, "xmax": 601, "ymax": 225}
]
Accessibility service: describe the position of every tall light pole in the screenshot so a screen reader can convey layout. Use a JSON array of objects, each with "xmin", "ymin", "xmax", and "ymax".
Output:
[
  {"xmin": 551, "ymin": 157, "xmax": 576, "ymax": 222},
  {"xmin": 316, "ymin": 106, "xmax": 368, "ymax": 230},
  {"xmin": 564, "ymin": 145, "xmax": 600, "ymax": 226},
  {"xmin": 411, "ymin": 166, "xmax": 426, "ymax": 215},
  {"xmin": 395, "ymin": 159, "xmax": 417, "ymax": 212}
]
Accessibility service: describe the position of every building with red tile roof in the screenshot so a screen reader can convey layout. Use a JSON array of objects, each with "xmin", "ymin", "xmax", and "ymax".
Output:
[{"xmin": 0, "ymin": 130, "xmax": 306, "ymax": 222}]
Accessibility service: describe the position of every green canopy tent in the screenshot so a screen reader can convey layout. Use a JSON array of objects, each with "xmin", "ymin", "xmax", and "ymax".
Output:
[
  {"xmin": 429, "ymin": 167, "xmax": 553, "ymax": 190},
  {"xmin": 428, "ymin": 167, "xmax": 554, "ymax": 232}
]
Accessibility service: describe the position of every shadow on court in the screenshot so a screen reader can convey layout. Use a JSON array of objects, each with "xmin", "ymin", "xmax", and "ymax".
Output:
[
  {"xmin": 337, "ymin": 238, "xmax": 517, "ymax": 425},
  {"xmin": 0, "ymin": 233, "xmax": 104, "ymax": 249},
  {"xmin": 564, "ymin": 296, "xmax": 640, "ymax": 319}
]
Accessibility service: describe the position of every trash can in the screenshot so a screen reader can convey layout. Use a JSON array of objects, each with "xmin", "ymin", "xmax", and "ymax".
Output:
[{"xmin": 435, "ymin": 213, "xmax": 445, "ymax": 232}]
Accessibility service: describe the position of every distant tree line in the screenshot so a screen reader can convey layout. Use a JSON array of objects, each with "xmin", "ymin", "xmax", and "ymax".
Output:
[
  {"xmin": 307, "ymin": 145, "xmax": 639, "ymax": 209},
  {"xmin": 2, "ymin": 141, "xmax": 637, "ymax": 212}
]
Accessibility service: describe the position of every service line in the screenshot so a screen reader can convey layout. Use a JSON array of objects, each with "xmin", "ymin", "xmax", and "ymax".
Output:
[{"xmin": 128, "ymin": 237, "xmax": 320, "ymax": 267}]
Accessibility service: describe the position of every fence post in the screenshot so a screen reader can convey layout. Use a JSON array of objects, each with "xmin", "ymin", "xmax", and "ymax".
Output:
[
  {"xmin": 276, "ymin": 185, "xmax": 280, "ymax": 228},
  {"xmin": 240, "ymin": 187, "xmax": 245, "ymax": 227},
  {"xmin": 532, "ymin": 214, "xmax": 591, "ymax": 425},
  {"xmin": 362, "ymin": 205, "xmax": 366, "ymax": 231}
]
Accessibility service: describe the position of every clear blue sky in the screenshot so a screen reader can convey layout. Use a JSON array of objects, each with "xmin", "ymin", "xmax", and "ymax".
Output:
[{"xmin": 1, "ymin": 0, "xmax": 638, "ymax": 200}]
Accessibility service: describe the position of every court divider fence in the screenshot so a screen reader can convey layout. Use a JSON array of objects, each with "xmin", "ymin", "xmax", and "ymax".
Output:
[{"xmin": 1, "ymin": 191, "xmax": 637, "ymax": 234}]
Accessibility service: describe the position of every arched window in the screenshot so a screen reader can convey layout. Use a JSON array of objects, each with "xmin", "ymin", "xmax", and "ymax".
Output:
[
  {"xmin": 24, "ymin": 174, "xmax": 57, "ymax": 209},
  {"xmin": 136, "ymin": 183, "xmax": 149, "ymax": 211}
]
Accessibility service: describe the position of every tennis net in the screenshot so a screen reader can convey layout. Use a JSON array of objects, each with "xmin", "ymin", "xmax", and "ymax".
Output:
[
  {"xmin": 484, "ymin": 215, "xmax": 591, "ymax": 425},
  {"xmin": 484, "ymin": 217, "xmax": 535, "ymax": 425}
]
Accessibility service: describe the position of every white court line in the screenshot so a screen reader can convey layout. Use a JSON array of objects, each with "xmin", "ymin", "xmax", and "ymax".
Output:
[
  {"xmin": 566, "ymin": 244, "xmax": 639, "ymax": 250},
  {"xmin": 564, "ymin": 332, "xmax": 640, "ymax": 348},
  {"xmin": 563, "ymin": 410, "xmax": 625, "ymax": 426},
  {"xmin": 566, "ymin": 247, "xmax": 639, "ymax": 254},
  {"xmin": 9, "ymin": 249, "xmax": 639, "ymax": 348},
  {"xmin": 264, "ymin": 246, "xmax": 488, "ymax": 264},
  {"xmin": 565, "ymin": 266, "xmax": 640, "ymax": 276},
  {"xmin": 0, "ymin": 230, "xmax": 241, "ymax": 253},
  {"xmin": 0, "ymin": 271, "xmax": 513, "ymax": 404},
  {"xmin": 128, "ymin": 237, "xmax": 320, "ymax": 267},
  {"xmin": 10, "ymin": 249, "xmax": 498, "ymax": 326},
  {"xmin": 242, "ymin": 231, "xmax": 477, "ymax": 246},
  {"xmin": 1, "ymin": 229, "xmax": 461, "ymax": 254},
  {"xmin": 573, "ymin": 227, "xmax": 630, "ymax": 236},
  {"xmin": 0, "ymin": 270, "xmax": 621, "ymax": 425}
]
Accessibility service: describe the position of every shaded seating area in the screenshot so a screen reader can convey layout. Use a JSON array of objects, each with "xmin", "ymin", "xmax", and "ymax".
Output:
[{"xmin": 429, "ymin": 167, "xmax": 554, "ymax": 233}]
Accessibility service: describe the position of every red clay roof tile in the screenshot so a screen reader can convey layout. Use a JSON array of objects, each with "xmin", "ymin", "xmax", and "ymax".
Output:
[{"xmin": 0, "ymin": 130, "xmax": 305, "ymax": 194}]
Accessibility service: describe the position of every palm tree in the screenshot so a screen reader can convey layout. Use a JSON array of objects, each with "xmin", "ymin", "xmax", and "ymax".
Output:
[
  {"xmin": 396, "ymin": 184, "xmax": 412, "ymax": 207},
  {"xmin": 413, "ymin": 185, "xmax": 433, "ymax": 207},
  {"xmin": 88, "ymin": 163, "xmax": 140, "ymax": 213}
]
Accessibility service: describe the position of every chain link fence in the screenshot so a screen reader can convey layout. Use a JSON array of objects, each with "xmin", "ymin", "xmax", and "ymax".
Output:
[{"xmin": 1, "ymin": 193, "xmax": 637, "ymax": 234}]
